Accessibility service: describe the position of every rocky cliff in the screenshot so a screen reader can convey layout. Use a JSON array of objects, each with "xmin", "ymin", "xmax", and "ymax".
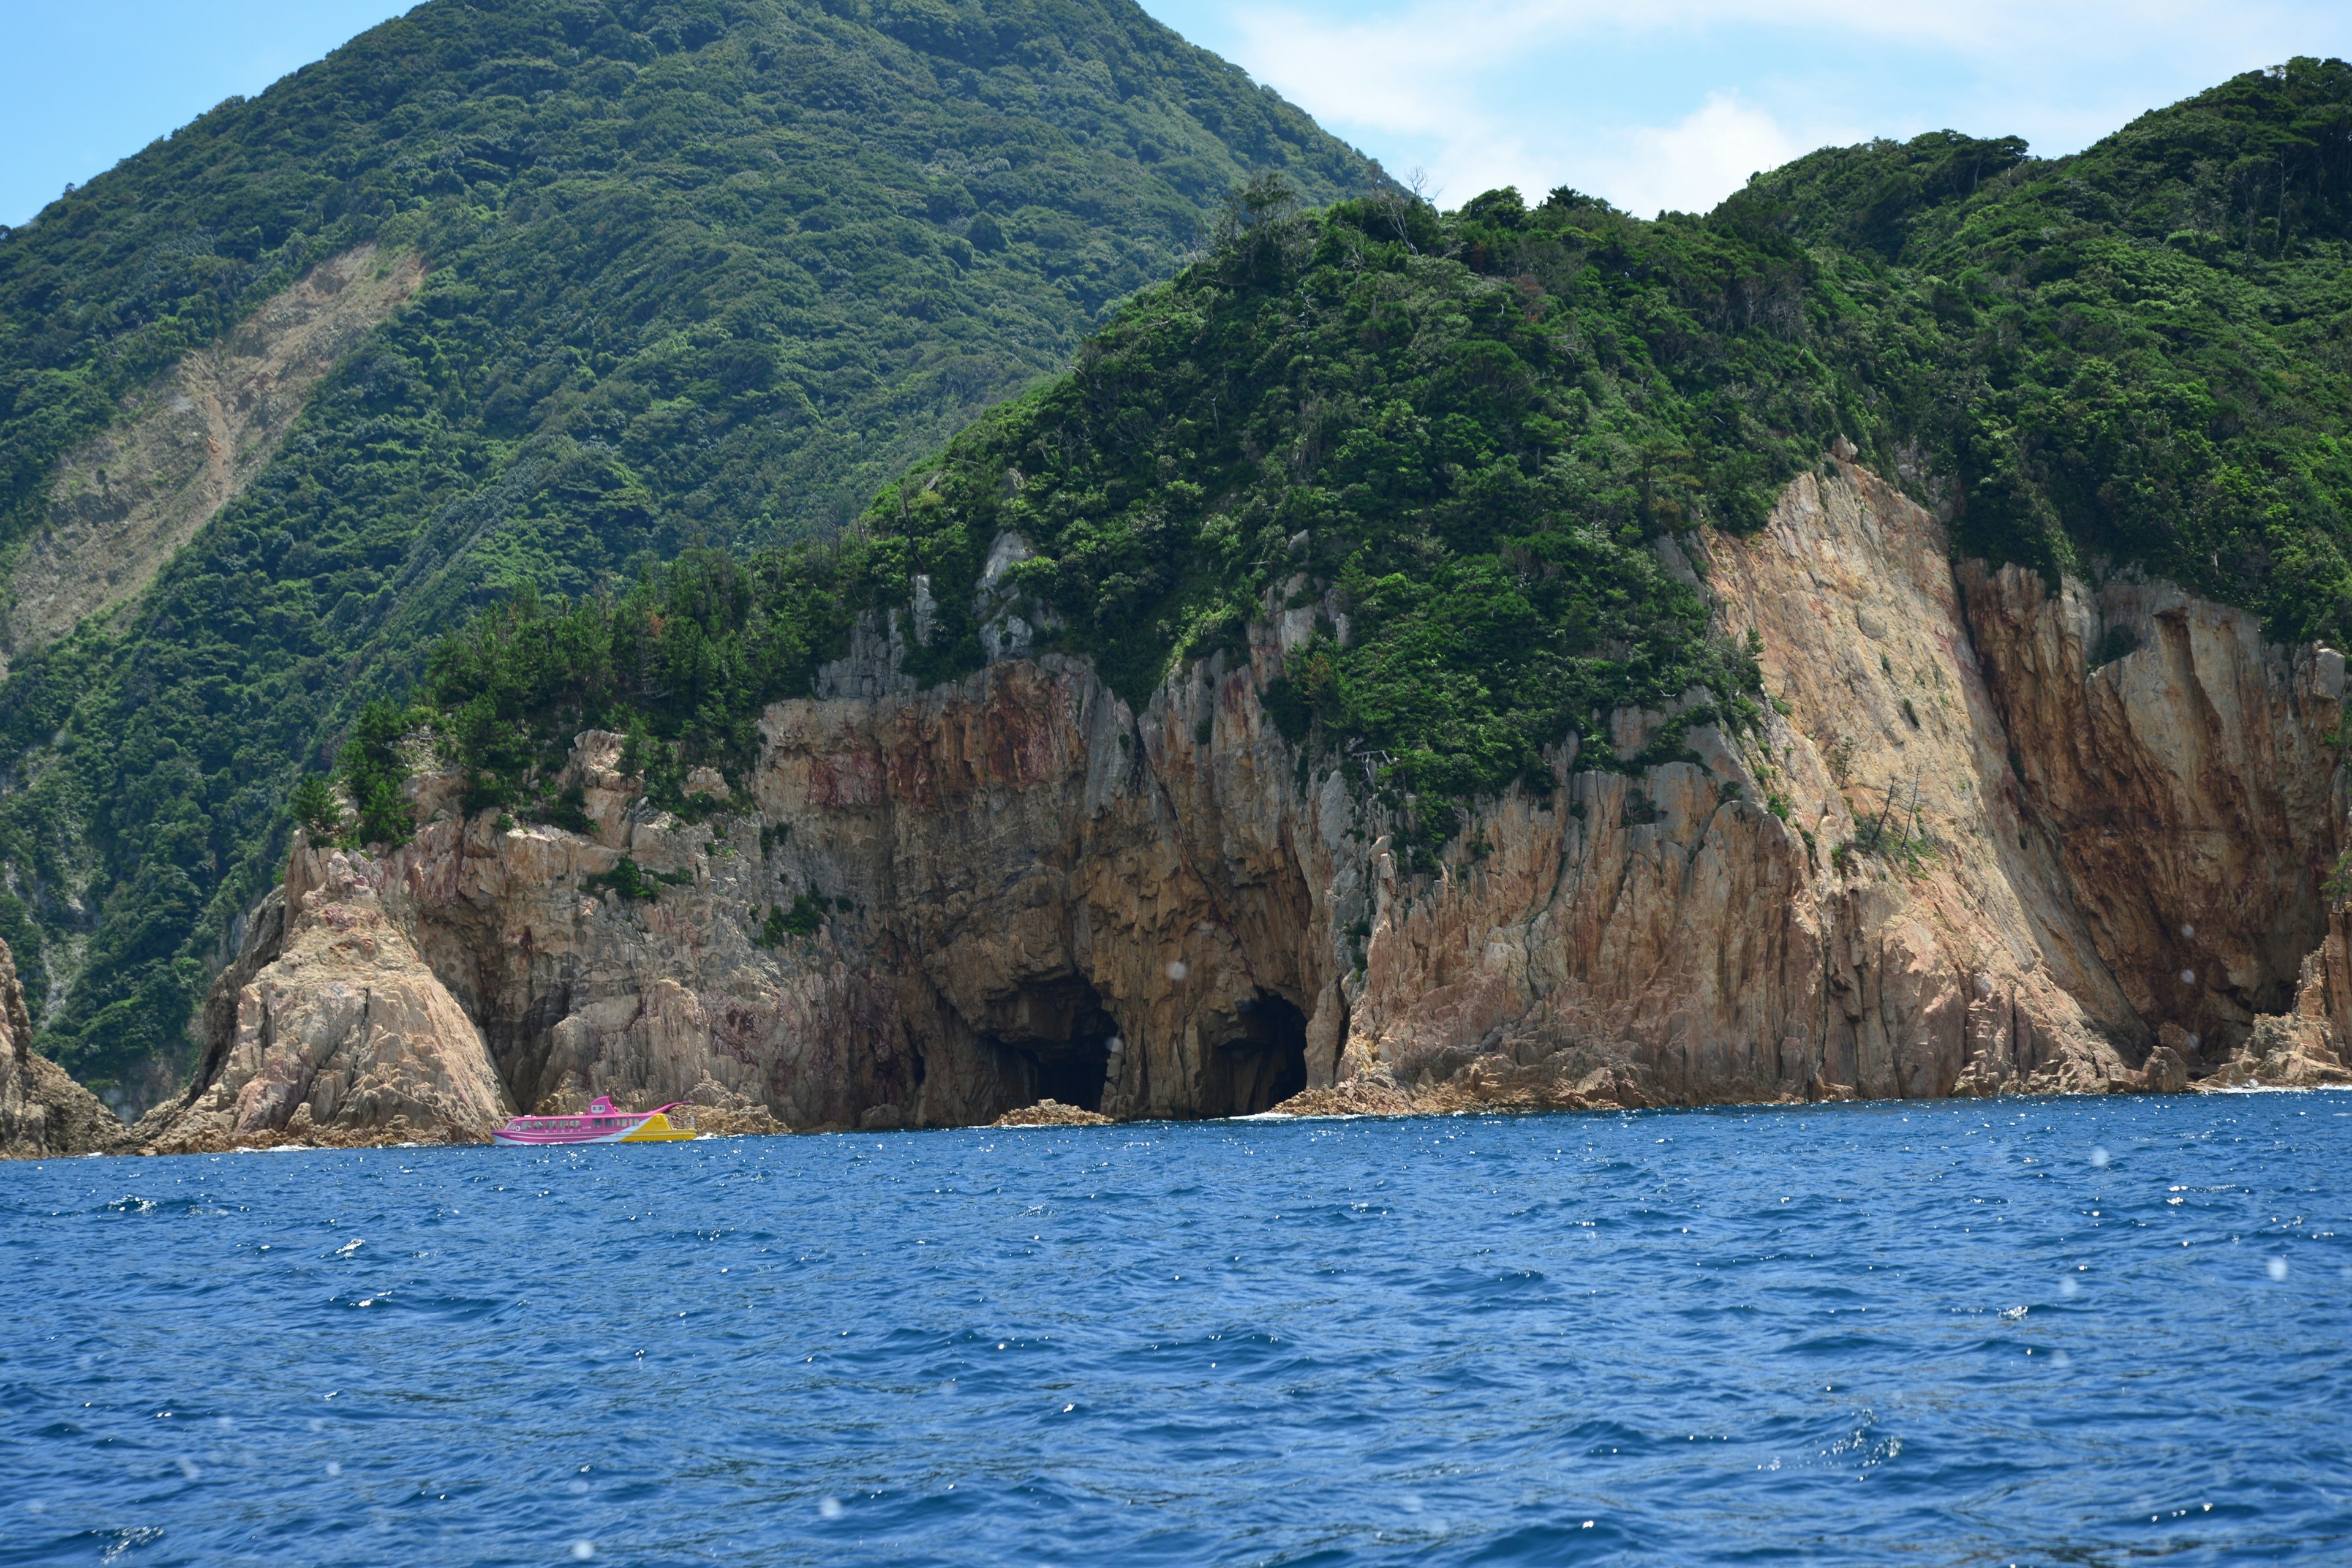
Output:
[
  {"xmin": 135, "ymin": 839, "xmax": 513, "ymax": 1153},
  {"xmin": 130, "ymin": 457, "xmax": 2351, "ymax": 1149},
  {"xmin": 1, "ymin": 937, "xmax": 128, "ymax": 1158}
]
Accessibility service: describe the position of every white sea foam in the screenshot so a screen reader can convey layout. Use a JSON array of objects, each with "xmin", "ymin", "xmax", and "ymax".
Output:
[{"xmin": 2197, "ymin": 1082, "xmax": 2352, "ymax": 1096}]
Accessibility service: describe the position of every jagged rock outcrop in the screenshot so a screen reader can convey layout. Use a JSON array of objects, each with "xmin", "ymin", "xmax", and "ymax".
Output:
[
  {"xmin": 139, "ymin": 837, "xmax": 511, "ymax": 1153},
  {"xmin": 2199, "ymin": 905, "xmax": 2352, "ymax": 1088},
  {"xmin": 159, "ymin": 456, "xmax": 2349, "ymax": 1145},
  {"xmin": 0, "ymin": 937, "xmax": 129, "ymax": 1158},
  {"xmin": 993, "ymin": 1099, "xmax": 1114, "ymax": 1127}
]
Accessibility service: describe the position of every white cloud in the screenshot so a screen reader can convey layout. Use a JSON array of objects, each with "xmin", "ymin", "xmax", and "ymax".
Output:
[
  {"xmin": 1227, "ymin": 2, "xmax": 1837, "ymax": 213},
  {"xmin": 1223, "ymin": 4, "xmax": 1509, "ymax": 170},
  {"xmin": 1599, "ymin": 96, "xmax": 1805, "ymax": 216},
  {"xmin": 1187, "ymin": 0, "xmax": 2346, "ymax": 213},
  {"xmin": 1236, "ymin": 0, "xmax": 2321, "ymax": 75}
]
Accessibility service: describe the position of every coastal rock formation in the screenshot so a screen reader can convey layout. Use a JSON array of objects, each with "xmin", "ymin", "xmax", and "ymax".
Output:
[
  {"xmin": 0, "ymin": 938, "xmax": 127, "ymax": 1158},
  {"xmin": 2198, "ymin": 905, "xmax": 2352, "ymax": 1088},
  {"xmin": 1958, "ymin": 562, "xmax": 2348, "ymax": 1072},
  {"xmin": 161, "ymin": 458, "xmax": 2348, "ymax": 1144},
  {"xmin": 993, "ymin": 1099, "xmax": 1114, "ymax": 1128},
  {"xmin": 139, "ymin": 837, "xmax": 511, "ymax": 1153}
]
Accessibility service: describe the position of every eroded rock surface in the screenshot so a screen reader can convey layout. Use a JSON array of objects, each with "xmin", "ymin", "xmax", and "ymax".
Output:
[
  {"xmin": 2199, "ymin": 907, "xmax": 2352, "ymax": 1088},
  {"xmin": 1961, "ymin": 564, "xmax": 2348, "ymax": 1072},
  {"xmin": 159, "ymin": 458, "xmax": 2351, "ymax": 1146},
  {"xmin": 140, "ymin": 837, "xmax": 510, "ymax": 1153},
  {"xmin": 993, "ymin": 1099, "xmax": 1114, "ymax": 1127},
  {"xmin": 1, "ymin": 937, "xmax": 128, "ymax": 1158},
  {"xmin": 8, "ymin": 244, "xmax": 424, "ymax": 669}
]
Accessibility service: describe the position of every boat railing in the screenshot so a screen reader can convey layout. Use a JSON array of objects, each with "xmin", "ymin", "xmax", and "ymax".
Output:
[{"xmin": 500, "ymin": 1103, "xmax": 699, "ymax": 1134}]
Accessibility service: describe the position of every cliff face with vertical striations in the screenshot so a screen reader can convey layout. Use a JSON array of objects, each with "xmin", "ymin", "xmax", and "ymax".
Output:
[
  {"xmin": 1955, "ymin": 560, "xmax": 2350, "ymax": 1081},
  {"xmin": 130, "ymin": 458, "xmax": 2348, "ymax": 1150}
]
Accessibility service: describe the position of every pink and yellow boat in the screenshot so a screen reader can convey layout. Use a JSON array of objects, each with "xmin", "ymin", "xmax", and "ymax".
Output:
[{"xmin": 494, "ymin": 1095, "xmax": 697, "ymax": 1145}]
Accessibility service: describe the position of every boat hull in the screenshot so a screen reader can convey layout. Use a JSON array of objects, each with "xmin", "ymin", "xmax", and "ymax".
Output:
[{"xmin": 492, "ymin": 1108, "xmax": 696, "ymax": 1145}]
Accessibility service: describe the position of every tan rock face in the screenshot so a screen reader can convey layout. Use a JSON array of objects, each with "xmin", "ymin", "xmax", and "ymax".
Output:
[
  {"xmin": 1341, "ymin": 460, "xmax": 2148, "ymax": 1109},
  {"xmin": 172, "ymin": 459, "xmax": 2351, "ymax": 1142},
  {"xmin": 143, "ymin": 837, "xmax": 511, "ymax": 1152},
  {"xmin": 1958, "ymin": 564, "xmax": 2347, "ymax": 1066},
  {"xmin": 2196, "ymin": 909, "xmax": 2352, "ymax": 1088},
  {"xmin": 1, "ymin": 937, "xmax": 128, "ymax": 1158},
  {"xmin": 9, "ymin": 245, "xmax": 424, "ymax": 670}
]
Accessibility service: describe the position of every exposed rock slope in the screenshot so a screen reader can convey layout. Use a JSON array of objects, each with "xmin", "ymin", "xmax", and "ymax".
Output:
[
  {"xmin": 156, "ymin": 459, "xmax": 2352, "ymax": 1145},
  {"xmin": 140, "ymin": 836, "xmax": 510, "ymax": 1153},
  {"xmin": 1, "ymin": 938, "xmax": 127, "ymax": 1158},
  {"xmin": 7, "ymin": 244, "xmax": 423, "ymax": 669},
  {"xmin": 1959, "ymin": 563, "xmax": 2347, "ymax": 1070}
]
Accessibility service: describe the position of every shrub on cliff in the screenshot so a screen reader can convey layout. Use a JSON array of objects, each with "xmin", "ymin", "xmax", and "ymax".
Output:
[
  {"xmin": 423, "ymin": 547, "xmax": 870, "ymax": 809},
  {"xmin": 424, "ymin": 177, "xmax": 1795, "ymax": 823}
]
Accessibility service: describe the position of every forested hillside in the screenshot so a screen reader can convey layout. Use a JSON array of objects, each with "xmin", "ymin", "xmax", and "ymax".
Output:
[
  {"xmin": 0, "ymin": 0, "xmax": 1373, "ymax": 1107},
  {"xmin": 404, "ymin": 59, "xmax": 2352, "ymax": 912},
  {"xmin": 1744, "ymin": 61, "xmax": 2352, "ymax": 630},
  {"xmin": 13, "ymin": 13, "xmax": 2351, "ymax": 1113}
]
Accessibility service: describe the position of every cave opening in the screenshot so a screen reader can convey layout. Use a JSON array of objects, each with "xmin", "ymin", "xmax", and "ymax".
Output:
[
  {"xmin": 1031, "ymin": 1045, "xmax": 1110, "ymax": 1112},
  {"xmin": 1200, "ymin": 991, "xmax": 1308, "ymax": 1118},
  {"xmin": 984, "ymin": 975, "xmax": 1119, "ymax": 1114}
]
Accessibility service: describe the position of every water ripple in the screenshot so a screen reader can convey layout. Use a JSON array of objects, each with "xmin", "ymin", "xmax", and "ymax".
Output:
[{"xmin": 2, "ymin": 1095, "xmax": 2349, "ymax": 1563}]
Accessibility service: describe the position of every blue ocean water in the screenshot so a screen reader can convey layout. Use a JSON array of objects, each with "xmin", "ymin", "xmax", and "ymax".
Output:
[{"xmin": 2, "ymin": 1094, "xmax": 2348, "ymax": 1566}]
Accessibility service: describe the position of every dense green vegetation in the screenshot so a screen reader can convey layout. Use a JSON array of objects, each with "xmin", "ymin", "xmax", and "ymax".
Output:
[
  {"xmin": 9, "ymin": 9, "xmax": 2352, "ymax": 1115},
  {"xmin": 413, "ymin": 59, "xmax": 2352, "ymax": 871},
  {"xmin": 1744, "ymin": 61, "xmax": 2352, "ymax": 630},
  {"xmin": 417, "ymin": 547, "xmax": 857, "ymax": 816},
  {"xmin": 0, "ymin": 0, "xmax": 1370, "ymax": 1102},
  {"xmin": 409, "ymin": 176, "xmax": 1806, "ymax": 847}
]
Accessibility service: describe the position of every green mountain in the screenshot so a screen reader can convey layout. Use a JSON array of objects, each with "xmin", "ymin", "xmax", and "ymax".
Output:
[
  {"xmin": 1741, "ymin": 62, "xmax": 2352, "ymax": 614},
  {"xmin": 403, "ymin": 59, "xmax": 2352, "ymax": 898},
  {"xmin": 14, "ymin": 15, "xmax": 2352, "ymax": 1115},
  {"xmin": 0, "ymin": 0, "xmax": 1374, "ymax": 1108}
]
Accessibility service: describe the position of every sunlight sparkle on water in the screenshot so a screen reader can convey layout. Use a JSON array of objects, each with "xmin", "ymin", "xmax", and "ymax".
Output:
[{"xmin": 3, "ymin": 1093, "xmax": 2346, "ymax": 1564}]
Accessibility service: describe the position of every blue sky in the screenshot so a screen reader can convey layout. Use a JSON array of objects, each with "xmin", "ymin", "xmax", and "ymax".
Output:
[
  {"xmin": 5, "ymin": 1, "xmax": 2350, "ymax": 228},
  {"xmin": 1142, "ymin": 0, "xmax": 2352, "ymax": 215},
  {"xmin": 2, "ymin": 0, "xmax": 413, "ymax": 227}
]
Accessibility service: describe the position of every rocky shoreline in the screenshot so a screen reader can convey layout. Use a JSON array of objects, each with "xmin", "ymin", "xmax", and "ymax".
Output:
[
  {"xmin": 15, "ymin": 1063, "xmax": 2348, "ymax": 1164},
  {"xmin": 12, "ymin": 459, "xmax": 2352, "ymax": 1161}
]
